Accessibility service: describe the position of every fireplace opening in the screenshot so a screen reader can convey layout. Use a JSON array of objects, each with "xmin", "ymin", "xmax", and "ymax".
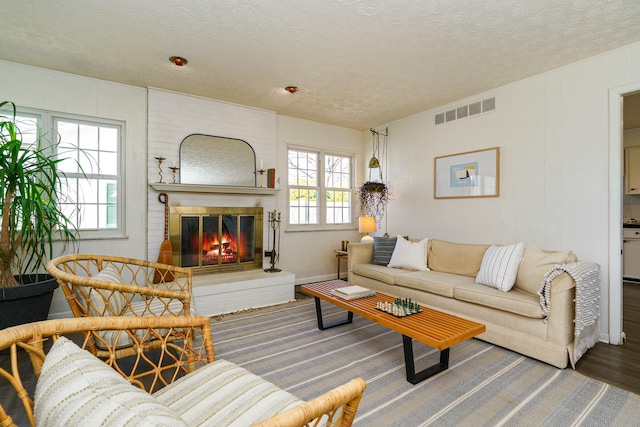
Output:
[{"xmin": 170, "ymin": 207, "xmax": 263, "ymax": 273}]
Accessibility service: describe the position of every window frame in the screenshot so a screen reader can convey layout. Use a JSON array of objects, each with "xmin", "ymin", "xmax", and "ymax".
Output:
[
  {"xmin": 286, "ymin": 145, "xmax": 356, "ymax": 232},
  {"xmin": 3, "ymin": 107, "xmax": 126, "ymax": 240}
]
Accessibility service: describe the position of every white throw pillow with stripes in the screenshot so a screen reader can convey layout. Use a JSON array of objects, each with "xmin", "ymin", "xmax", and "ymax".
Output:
[
  {"xmin": 34, "ymin": 336, "xmax": 188, "ymax": 427},
  {"xmin": 476, "ymin": 242, "xmax": 525, "ymax": 292}
]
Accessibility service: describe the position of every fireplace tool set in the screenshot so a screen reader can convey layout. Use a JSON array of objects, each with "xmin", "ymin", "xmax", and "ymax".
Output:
[{"xmin": 264, "ymin": 210, "xmax": 281, "ymax": 272}]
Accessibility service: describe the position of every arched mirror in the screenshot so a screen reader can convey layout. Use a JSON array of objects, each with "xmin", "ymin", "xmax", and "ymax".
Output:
[{"xmin": 179, "ymin": 134, "xmax": 256, "ymax": 186}]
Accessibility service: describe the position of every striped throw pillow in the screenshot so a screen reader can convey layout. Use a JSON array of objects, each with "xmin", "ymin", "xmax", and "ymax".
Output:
[
  {"xmin": 371, "ymin": 237, "xmax": 397, "ymax": 265},
  {"xmin": 34, "ymin": 337, "xmax": 188, "ymax": 427},
  {"xmin": 476, "ymin": 242, "xmax": 525, "ymax": 292}
]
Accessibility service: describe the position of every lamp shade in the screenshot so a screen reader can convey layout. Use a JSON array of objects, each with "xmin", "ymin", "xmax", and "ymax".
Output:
[{"xmin": 358, "ymin": 216, "xmax": 377, "ymax": 233}]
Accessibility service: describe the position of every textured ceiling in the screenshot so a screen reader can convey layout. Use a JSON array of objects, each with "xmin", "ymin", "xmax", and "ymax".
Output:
[{"xmin": 1, "ymin": 0, "xmax": 640, "ymax": 130}]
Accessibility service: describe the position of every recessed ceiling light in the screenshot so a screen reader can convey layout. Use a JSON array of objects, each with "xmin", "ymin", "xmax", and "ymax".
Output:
[
  {"xmin": 169, "ymin": 56, "xmax": 188, "ymax": 67},
  {"xmin": 284, "ymin": 86, "xmax": 298, "ymax": 94}
]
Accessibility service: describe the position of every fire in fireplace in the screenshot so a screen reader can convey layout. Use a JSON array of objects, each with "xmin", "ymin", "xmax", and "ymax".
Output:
[{"xmin": 169, "ymin": 207, "xmax": 263, "ymax": 273}]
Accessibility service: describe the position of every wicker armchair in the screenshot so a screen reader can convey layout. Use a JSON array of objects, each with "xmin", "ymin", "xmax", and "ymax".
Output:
[
  {"xmin": 45, "ymin": 254, "xmax": 195, "ymax": 358},
  {"xmin": 0, "ymin": 317, "xmax": 366, "ymax": 427}
]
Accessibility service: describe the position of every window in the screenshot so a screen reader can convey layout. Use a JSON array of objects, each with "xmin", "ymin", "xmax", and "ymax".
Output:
[
  {"xmin": 1, "ymin": 108, "xmax": 124, "ymax": 238},
  {"xmin": 287, "ymin": 147, "xmax": 353, "ymax": 229},
  {"xmin": 55, "ymin": 117, "xmax": 123, "ymax": 235}
]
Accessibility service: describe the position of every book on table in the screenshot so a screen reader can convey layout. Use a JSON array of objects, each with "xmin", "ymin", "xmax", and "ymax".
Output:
[{"xmin": 331, "ymin": 285, "xmax": 375, "ymax": 300}]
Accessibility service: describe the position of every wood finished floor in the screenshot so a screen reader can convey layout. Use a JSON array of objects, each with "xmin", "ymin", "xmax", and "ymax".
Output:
[{"xmin": 575, "ymin": 282, "xmax": 640, "ymax": 395}]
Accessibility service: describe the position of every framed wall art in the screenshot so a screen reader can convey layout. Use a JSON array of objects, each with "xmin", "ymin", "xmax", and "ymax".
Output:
[{"xmin": 434, "ymin": 147, "xmax": 500, "ymax": 199}]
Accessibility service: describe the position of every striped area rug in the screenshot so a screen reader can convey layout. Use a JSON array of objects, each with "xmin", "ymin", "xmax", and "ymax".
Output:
[{"xmin": 211, "ymin": 298, "xmax": 640, "ymax": 427}]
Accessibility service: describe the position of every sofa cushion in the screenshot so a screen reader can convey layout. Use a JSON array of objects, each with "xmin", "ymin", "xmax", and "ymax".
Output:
[
  {"xmin": 514, "ymin": 242, "xmax": 577, "ymax": 295},
  {"xmin": 453, "ymin": 283, "xmax": 543, "ymax": 318},
  {"xmin": 371, "ymin": 236, "xmax": 397, "ymax": 265},
  {"xmin": 427, "ymin": 239, "xmax": 490, "ymax": 277},
  {"xmin": 154, "ymin": 359, "xmax": 305, "ymax": 427},
  {"xmin": 476, "ymin": 242, "xmax": 525, "ymax": 292},
  {"xmin": 394, "ymin": 270, "xmax": 477, "ymax": 298},
  {"xmin": 352, "ymin": 263, "xmax": 408, "ymax": 285},
  {"xmin": 388, "ymin": 236, "xmax": 429, "ymax": 271},
  {"xmin": 35, "ymin": 337, "xmax": 188, "ymax": 427}
]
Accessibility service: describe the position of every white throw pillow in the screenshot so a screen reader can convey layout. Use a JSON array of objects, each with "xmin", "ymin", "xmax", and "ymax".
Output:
[
  {"xmin": 34, "ymin": 336, "xmax": 188, "ymax": 427},
  {"xmin": 476, "ymin": 242, "xmax": 525, "ymax": 292},
  {"xmin": 387, "ymin": 236, "xmax": 429, "ymax": 271}
]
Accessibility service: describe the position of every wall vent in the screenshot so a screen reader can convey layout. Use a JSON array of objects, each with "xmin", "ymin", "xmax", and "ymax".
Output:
[{"xmin": 435, "ymin": 97, "xmax": 496, "ymax": 125}]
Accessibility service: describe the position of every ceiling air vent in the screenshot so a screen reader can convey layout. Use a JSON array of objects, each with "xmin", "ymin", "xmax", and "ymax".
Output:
[{"xmin": 435, "ymin": 97, "xmax": 496, "ymax": 125}]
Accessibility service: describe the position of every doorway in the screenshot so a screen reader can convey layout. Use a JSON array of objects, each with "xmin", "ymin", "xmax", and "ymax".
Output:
[{"xmin": 609, "ymin": 84, "xmax": 640, "ymax": 345}]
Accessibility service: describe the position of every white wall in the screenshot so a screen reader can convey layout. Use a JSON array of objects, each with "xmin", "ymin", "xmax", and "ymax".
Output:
[
  {"xmin": 0, "ymin": 60, "xmax": 148, "ymax": 318},
  {"xmin": 372, "ymin": 41, "xmax": 640, "ymax": 342}
]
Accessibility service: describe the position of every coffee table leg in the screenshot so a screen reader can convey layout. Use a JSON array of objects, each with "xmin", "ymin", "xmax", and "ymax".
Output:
[
  {"xmin": 402, "ymin": 335, "xmax": 450, "ymax": 384},
  {"xmin": 314, "ymin": 297, "xmax": 354, "ymax": 330}
]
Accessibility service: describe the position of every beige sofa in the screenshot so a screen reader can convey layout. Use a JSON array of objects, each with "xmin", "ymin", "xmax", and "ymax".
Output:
[{"xmin": 347, "ymin": 238, "xmax": 578, "ymax": 369}]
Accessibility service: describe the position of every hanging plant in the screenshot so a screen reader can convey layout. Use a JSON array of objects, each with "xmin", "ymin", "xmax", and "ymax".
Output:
[{"xmin": 358, "ymin": 181, "xmax": 391, "ymax": 219}]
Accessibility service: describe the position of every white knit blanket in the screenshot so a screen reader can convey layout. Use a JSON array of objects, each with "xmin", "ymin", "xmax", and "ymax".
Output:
[{"xmin": 538, "ymin": 261, "xmax": 601, "ymax": 367}]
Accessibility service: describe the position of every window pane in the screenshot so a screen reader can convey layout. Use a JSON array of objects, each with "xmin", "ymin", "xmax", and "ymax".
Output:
[
  {"xmin": 78, "ymin": 203, "xmax": 98, "ymax": 229},
  {"xmin": 79, "ymin": 124, "xmax": 99, "ymax": 150},
  {"xmin": 54, "ymin": 117, "xmax": 122, "ymax": 233},
  {"xmin": 14, "ymin": 115, "xmax": 39, "ymax": 149},
  {"xmin": 325, "ymin": 154, "xmax": 350, "ymax": 189},
  {"xmin": 100, "ymin": 127, "xmax": 118, "ymax": 151},
  {"xmin": 99, "ymin": 151, "xmax": 118, "ymax": 175},
  {"xmin": 60, "ymin": 178, "xmax": 78, "ymax": 204},
  {"xmin": 288, "ymin": 150, "xmax": 317, "ymax": 186},
  {"xmin": 57, "ymin": 121, "xmax": 78, "ymax": 147},
  {"xmin": 79, "ymin": 179, "xmax": 98, "ymax": 204}
]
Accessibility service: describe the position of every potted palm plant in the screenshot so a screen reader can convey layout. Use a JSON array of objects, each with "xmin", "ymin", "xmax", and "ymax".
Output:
[{"xmin": 0, "ymin": 101, "xmax": 79, "ymax": 329}]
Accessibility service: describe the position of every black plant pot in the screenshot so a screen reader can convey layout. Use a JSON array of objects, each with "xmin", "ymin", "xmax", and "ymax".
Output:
[{"xmin": 0, "ymin": 274, "xmax": 58, "ymax": 330}]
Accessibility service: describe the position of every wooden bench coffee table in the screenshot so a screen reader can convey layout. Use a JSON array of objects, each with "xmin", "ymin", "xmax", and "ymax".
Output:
[{"xmin": 302, "ymin": 280, "xmax": 486, "ymax": 384}]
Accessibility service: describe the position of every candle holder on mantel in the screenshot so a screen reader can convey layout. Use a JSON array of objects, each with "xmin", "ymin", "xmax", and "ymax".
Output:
[
  {"xmin": 257, "ymin": 169, "xmax": 266, "ymax": 188},
  {"xmin": 154, "ymin": 156, "xmax": 166, "ymax": 183},
  {"xmin": 169, "ymin": 166, "xmax": 180, "ymax": 184}
]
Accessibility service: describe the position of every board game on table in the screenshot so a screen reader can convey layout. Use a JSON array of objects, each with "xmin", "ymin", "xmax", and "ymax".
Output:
[{"xmin": 301, "ymin": 280, "xmax": 486, "ymax": 384}]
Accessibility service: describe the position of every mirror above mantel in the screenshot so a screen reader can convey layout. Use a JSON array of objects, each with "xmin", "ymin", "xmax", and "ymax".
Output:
[
  {"xmin": 180, "ymin": 134, "xmax": 257, "ymax": 187},
  {"xmin": 149, "ymin": 134, "xmax": 279, "ymax": 195}
]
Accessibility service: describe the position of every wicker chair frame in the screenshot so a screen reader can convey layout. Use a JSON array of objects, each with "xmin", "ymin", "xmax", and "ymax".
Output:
[
  {"xmin": 0, "ymin": 317, "xmax": 366, "ymax": 427},
  {"xmin": 46, "ymin": 254, "xmax": 194, "ymax": 358}
]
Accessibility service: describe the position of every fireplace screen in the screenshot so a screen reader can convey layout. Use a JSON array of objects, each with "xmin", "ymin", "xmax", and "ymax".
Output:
[{"xmin": 170, "ymin": 207, "xmax": 263, "ymax": 273}]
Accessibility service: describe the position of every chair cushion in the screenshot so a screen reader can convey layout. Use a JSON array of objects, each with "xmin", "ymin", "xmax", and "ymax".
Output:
[
  {"xmin": 153, "ymin": 359, "xmax": 306, "ymax": 427},
  {"xmin": 34, "ymin": 336, "xmax": 188, "ymax": 427}
]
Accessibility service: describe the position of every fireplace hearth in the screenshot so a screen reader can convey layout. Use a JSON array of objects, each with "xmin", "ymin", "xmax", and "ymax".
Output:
[{"xmin": 170, "ymin": 206, "xmax": 263, "ymax": 273}]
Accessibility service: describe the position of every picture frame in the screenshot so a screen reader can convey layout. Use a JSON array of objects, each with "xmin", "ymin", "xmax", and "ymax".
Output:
[{"xmin": 434, "ymin": 147, "xmax": 500, "ymax": 199}]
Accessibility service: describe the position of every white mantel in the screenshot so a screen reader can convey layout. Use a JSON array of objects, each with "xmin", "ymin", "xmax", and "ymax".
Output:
[{"xmin": 149, "ymin": 183, "xmax": 279, "ymax": 195}]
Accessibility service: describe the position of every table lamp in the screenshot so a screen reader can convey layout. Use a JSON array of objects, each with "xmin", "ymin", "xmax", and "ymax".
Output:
[{"xmin": 359, "ymin": 216, "xmax": 377, "ymax": 242}]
